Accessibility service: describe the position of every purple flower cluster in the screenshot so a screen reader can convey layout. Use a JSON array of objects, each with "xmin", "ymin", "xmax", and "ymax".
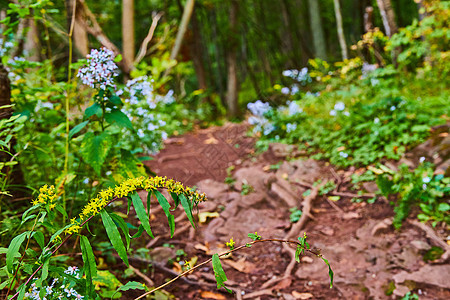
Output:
[{"xmin": 77, "ymin": 48, "xmax": 118, "ymax": 90}]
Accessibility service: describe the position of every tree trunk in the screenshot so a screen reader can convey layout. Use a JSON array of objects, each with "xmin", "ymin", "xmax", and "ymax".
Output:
[
  {"xmin": 122, "ymin": 0, "xmax": 135, "ymax": 65},
  {"xmin": 376, "ymin": 0, "xmax": 398, "ymax": 37},
  {"xmin": 0, "ymin": 10, "xmax": 6, "ymax": 39},
  {"xmin": 67, "ymin": 0, "xmax": 89, "ymax": 58},
  {"xmin": 333, "ymin": 0, "xmax": 348, "ymax": 60},
  {"xmin": 307, "ymin": 0, "xmax": 327, "ymax": 60},
  {"xmin": 226, "ymin": 0, "xmax": 239, "ymax": 118},
  {"xmin": 23, "ymin": 18, "xmax": 41, "ymax": 61}
]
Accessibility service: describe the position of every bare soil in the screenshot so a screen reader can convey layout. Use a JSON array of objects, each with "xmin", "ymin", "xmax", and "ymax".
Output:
[{"xmin": 121, "ymin": 123, "xmax": 450, "ymax": 300}]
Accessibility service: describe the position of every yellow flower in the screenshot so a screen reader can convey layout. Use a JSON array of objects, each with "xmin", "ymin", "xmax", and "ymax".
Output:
[{"xmin": 226, "ymin": 238, "xmax": 235, "ymax": 250}]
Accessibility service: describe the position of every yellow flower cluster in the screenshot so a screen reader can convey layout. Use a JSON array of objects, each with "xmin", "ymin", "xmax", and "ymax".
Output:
[
  {"xmin": 64, "ymin": 176, "xmax": 207, "ymax": 235},
  {"xmin": 31, "ymin": 185, "xmax": 57, "ymax": 210}
]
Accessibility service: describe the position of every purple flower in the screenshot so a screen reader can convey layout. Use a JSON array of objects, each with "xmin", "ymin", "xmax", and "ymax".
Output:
[{"xmin": 77, "ymin": 48, "xmax": 118, "ymax": 90}]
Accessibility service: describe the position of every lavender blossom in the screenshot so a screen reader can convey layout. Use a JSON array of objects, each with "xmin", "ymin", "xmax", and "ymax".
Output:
[{"xmin": 77, "ymin": 48, "xmax": 118, "ymax": 90}]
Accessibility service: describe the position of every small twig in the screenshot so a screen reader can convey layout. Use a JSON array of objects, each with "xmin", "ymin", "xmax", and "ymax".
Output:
[
  {"xmin": 133, "ymin": 238, "xmax": 321, "ymax": 300},
  {"xmin": 329, "ymin": 167, "xmax": 342, "ymax": 191},
  {"xmin": 285, "ymin": 183, "xmax": 322, "ymax": 240},
  {"xmin": 326, "ymin": 198, "xmax": 345, "ymax": 213},
  {"xmin": 134, "ymin": 12, "xmax": 163, "ymax": 64},
  {"xmin": 129, "ymin": 264, "xmax": 155, "ymax": 287},
  {"xmin": 409, "ymin": 220, "xmax": 450, "ymax": 262},
  {"xmin": 331, "ymin": 191, "xmax": 376, "ymax": 198}
]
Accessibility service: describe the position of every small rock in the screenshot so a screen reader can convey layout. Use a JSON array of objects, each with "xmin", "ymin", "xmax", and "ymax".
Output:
[
  {"xmin": 196, "ymin": 179, "xmax": 229, "ymax": 199},
  {"xmin": 342, "ymin": 212, "xmax": 360, "ymax": 220},
  {"xmin": 362, "ymin": 181, "xmax": 379, "ymax": 193},
  {"xmin": 393, "ymin": 264, "xmax": 450, "ymax": 289},
  {"xmin": 410, "ymin": 240, "xmax": 431, "ymax": 251},
  {"xmin": 301, "ymin": 256, "xmax": 314, "ymax": 263},
  {"xmin": 393, "ymin": 284, "xmax": 411, "ymax": 297},
  {"xmin": 149, "ymin": 247, "xmax": 176, "ymax": 264}
]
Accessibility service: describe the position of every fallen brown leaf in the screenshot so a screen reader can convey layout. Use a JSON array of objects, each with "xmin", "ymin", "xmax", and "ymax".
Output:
[
  {"xmin": 200, "ymin": 290, "xmax": 226, "ymax": 299},
  {"xmin": 223, "ymin": 257, "xmax": 257, "ymax": 273},
  {"xmin": 292, "ymin": 291, "xmax": 314, "ymax": 299}
]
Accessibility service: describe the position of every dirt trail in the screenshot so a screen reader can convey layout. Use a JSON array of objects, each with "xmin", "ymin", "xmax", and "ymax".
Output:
[{"xmin": 136, "ymin": 123, "xmax": 450, "ymax": 300}]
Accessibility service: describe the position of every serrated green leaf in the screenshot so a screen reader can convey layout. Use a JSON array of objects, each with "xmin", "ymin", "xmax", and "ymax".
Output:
[
  {"xmin": 80, "ymin": 235, "xmax": 97, "ymax": 295},
  {"xmin": 154, "ymin": 190, "xmax": 175, "ymax": 237},
  {"xmin": 179, "ymin": 194, "xmax": 195, "ymax": 228},
  {"xmin": 69, "ymin": 120, "xmax": 89, "ymax": 139},
  {"xmin": 105, "ymin": 109, "xmax": 133, "ymax": 130},
  {"xmin": 212, "ymin": 254, "xmax": 232, "ymax": 293},
  {"xmin": 84, "ymin": 102, "xmax": 102, "ymax": 118},
  {"xmin": 130, "ymin": 192, "xmax": 154, "ymax": 238},
  {"xmin": 6, "ymin": 231, "xmax": 28, "ymax": 274},
  {"xmin": 100, "ymin": 210, "xmax": 129, "ymax": 266},
  {"xmin": 110, "ymin": 213, "xmax": 131, "ymax": 250},
  {"xmin": 81, "ymin": 132, "xmax": 112, "ymax": 175}
]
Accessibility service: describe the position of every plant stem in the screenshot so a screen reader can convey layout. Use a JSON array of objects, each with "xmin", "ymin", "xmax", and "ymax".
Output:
[
  {"xmin": 134, "ymin": 239, "xmax": 320, "ymax": 300},
  {"xmin": 63, "ymin": 1, "xmax": 77, "ymax": 224}
]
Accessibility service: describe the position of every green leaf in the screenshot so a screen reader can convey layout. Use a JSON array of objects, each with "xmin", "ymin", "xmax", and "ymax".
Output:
[
  {"xmin": 112, "ymin": 281, "xmax": 146, "ymax": 298},
  {"xmin": 321, "ymin": 257, "xmax": 334, "ymax": 288},
  {"xmin": 81, "ymin": 132, "xmax": 112, "ymax": 175},
  {"xmin": 170, "ymin": 192, "xmax": 180, "ymax": 210},
  {"xmin": 146, "ymin": 190, "xmax": 152, "ymax": 215},
  {"xmin": 6, "ymin": 231, "xmax": 28, "ymax": 274},
  {"xmin": 212, "ymin": 254, "xmax": 232, "ymax": 293},
  {"xmin": 32, "ymin": 231, "xmax": 45, "ymax": 249},
  {"xmin": 105, "ymin": 109, "xmax": 133, "ymax": 130},
  {"xmin": 109, "ymin": 95, "xmax": 123, "ymax": 106},
  {"xmin": 114, "ymin": 54, "xmax": 123, "ymax": 63},
  {"xmin": 179, "ymin": 194, "xmax": 195, "ymax": 228},
  {"xmin": 80, "ymin": 235, "xmax": 97, "ymax": 295},
  {"xmin": 84, "ymin": 102, "xmax": 102, "ymax": 118},
  {"xmin": 100, "ymin": 210, "xmax": 129, "ymax": 266},
  {"xmin": 247, "ymin": 232, "xmax": 261, "ymax": 241},
  {"xmin": 110, "ymin": 213, "xmax": 131, "ymax": 250},
  {"xmin": 69, "ymin": 120, "xmax": 89, "ymax": 139},
  {"xmin": 438, "ymin": 203, "xmax": 450, "ymax": 212},
  {"xmin": 130, "ymin": 192, "xmax": 154, "ymax": 238},
  {"xmin": 49, "ymin": 224, "xmax": 73, "ymax": 244},
  {"xmin": 131, "ymin": 224, "xmax": 144, "ymax": 239},
  {"xmin": 154, "ymin": 190, "xmax": 175, "ymax": 237}
]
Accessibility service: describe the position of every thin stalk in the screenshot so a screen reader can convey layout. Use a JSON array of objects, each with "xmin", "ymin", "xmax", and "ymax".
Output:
[
  {"xmin": 134, "ymin": 239, "xmax": 321, "ymax": 300},
  {"xmin": 5, "ymin": 213, "xmax": 41, "ymax": 298},
  {"xmin": 63, "ymin": 1, "xmax": 77, "ymax": 224}
]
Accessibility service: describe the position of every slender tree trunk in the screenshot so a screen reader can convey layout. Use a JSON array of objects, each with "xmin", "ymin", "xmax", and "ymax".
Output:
[
  {"xmin": 0, "ymin": 10, "xmax": 6, "ymax": 39},
  {"xmin": 190, "ymin": 7, "xmax": 207, "ymax": 91},
  {"xmin": 280, "ymin": 0, "xmax": 295, "ymax": 65},
  {"xmin": 122, "ymin": 0, "xmax": 135, "ymax": 65},
  {"xmin": 67, "ymin": 0, "xmax": 88, "ymax": 58},
  {"xmin": 307, "ymin": 0, "xmax": 327, "ymax": 60},
  {"xmin": 169, "ymin": 0, "xmax": 195, "ymax": 61},
  {"xmin": 23, "ymin": 18, "xmax": 41, "ymax": 61},
  {"xmin": 209, "ymin": 7, "xmax": 226, "ymax": 108},
  {"xmin": 226, "ymin": 0, "xmax": 239, "ymax": 118},
  {"xmin": 376, "ymin": 0, "xmax": 398, "ymax": 37},
  {"xmin": 333, "ymin": 0, "xmax": 348, "ymax": 60}
]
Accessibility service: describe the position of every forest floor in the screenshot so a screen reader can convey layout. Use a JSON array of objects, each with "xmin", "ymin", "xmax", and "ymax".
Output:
[{"xmin": 121, "ymin": 123, "xmax": 450, "ymax": 300}]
